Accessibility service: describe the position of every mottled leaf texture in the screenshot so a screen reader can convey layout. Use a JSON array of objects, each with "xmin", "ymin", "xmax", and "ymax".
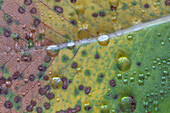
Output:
[{"xmin": 0, "ymin": 0, "xmax": 170, "ymax": 113}]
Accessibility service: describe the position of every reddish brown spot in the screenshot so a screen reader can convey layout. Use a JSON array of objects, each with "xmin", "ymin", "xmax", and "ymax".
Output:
[
  {"xmin": 99, "ymin": 11, "xmax": 106, "ymax": 17},
  {"xmin": 95, "ymin": 53, "xmax": 100, "ymax": 59},
  {"xmin": 38, "ymin": 65, "xmax": 47, "ymax": 71},
  {"xmin": 18, "ymin": 7, "xmax": 25, "ymax": 14},
  {"xmin": 14, "ymin": 96, "xmax": 21, "ymax": 103},
  {"xmin": 36, "ymin": 107, "xmax": 43, "ymax": 113},
  {"xmin": 54, "ymin": 6, "xmax": 63, "ymax": 13},
  {"xmin": 24, "ymin": 0, "xmax": 32, "ymax": 5},
  {"xmin": 31, "ymin": 100, "xmax": 37, "ymax": 106},
  {"xmin": 29, "ymin": 74, "xmax": 35, "ymax": 82},
  {"xmin": 30, "ymin": 7, "xmax": 37, "ymax": 14},
  {"xmin": 92, "ymin": 13, "xmax": 98, "ymax": 18},
  {"xmin": 26, "ymin": 105, "xmax": 33, "ymax": 112},
  {"xmin": 72, "ymin": 62, "xmax": 77, "ymax": 68},
  {"xmin": 33, "ymin": 18, "xmax": 41, "ymax": 27},
  {"xmin": 3, "ymin": 29, "xmax": 11, "ymax": 37},
  {"xmin": 165, "ymin": 0, "xmax": 170, "ymax": 6},
  {"xmin": 110, "ymin": 6, "xmax": 117, "ymax": 11},
  {"xmin": 21, "ymin": 54, "xmax": 32, "ymax": 62},
  {"xmin": 43, "ymin": 76, "xmax": 49, "ymax": 81},
  {"xmin": 46, "ymin": 92, "xmax": 55, "ymax": 100},
  {"xmin": 79, "ymin": 85, "xmax": 84, "ymax": 90},
  {"xmin": 44, "ymin": 102, "xmax": 50, "ymax": 109},
  {"xmin": 38, "ymin": 88, "xmax": 47, "ymax": 95},
  {"xmin": 44, "ymin": 55, "xmax": 51, "ymax": 63}
]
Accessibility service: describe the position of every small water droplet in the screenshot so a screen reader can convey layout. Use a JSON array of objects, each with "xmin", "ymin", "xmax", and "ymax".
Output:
[
  {"xmin": 67, "ymin": 42, "xmax": 75, "ymax": 50},
  {"xmin": 120, "ymin": 96, "xmax": 136, "ymax": 112},
  {"xmin": 117, "ymin": 57, "xmax": 131, "ymax": 71},
  {"xmin": 127, "ymin": 34, "xmax": 133, "ymax": 41},
  {"xmin": 97, "ymin": 35, "xmax": 110, "ymax": 46},
  {"xmin": 46, "ymin": 45, "xmax": 60, "ymax": 57},
  {"xmin": 123, "ymin": 79, "xmax": 128, "ymax": 84},
  {"xmin": 5, "ymin": 81, "xmax": 12, "ymax": 88},
  {"xmin": 75, "ymin": 5, "xmax": 85, "ymax": 19},
  {"xmin": 138, "ymin": 80, "xmax": 144, "ymax": 86},
  {"xmin": 78, "ymin": 29, "xmax": 91, "ymax": 39},
  {"xmin": 51, "ymin": 77, "xmax": 62, "ymax": 89},
  {"xmin": 101, "ymin": 104, "xmax": 109, "ymax": 113},
  {"xmin": 116, "ymin": 74, "xmax": 122, "ymax": 80}
]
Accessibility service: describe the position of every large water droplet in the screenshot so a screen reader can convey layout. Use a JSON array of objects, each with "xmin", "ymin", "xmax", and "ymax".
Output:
[
  {"xmin": 117, "ymin": 57, "xmax": 131, "ymax": 71},
  {"xmin": 120, "ymin": 96, "xmax": 136, "ymax": 112},
  {"xmin": 97, "ymin": 35, "xmax": 110, "ymax": 46},
  {"xmin": 75, "ymin": 5, "xmax": 85, "ymax": 19},
  {"xmin": 78, "ymin": 29, "xmax": 91, "ymax": 39},
  {"xmin": 51, "ymin": 77, "xmax": 62, "ymax": 89},
  {"xmin": 46, "ymin": 45, "xmax": 60, "ymax": 57}
]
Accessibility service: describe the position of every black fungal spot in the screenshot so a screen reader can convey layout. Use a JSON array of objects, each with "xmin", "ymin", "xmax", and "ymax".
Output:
[
  {"xmin": 14, "ymin": 96, "xmax": 21, "ymax": 103},
  {"xmin": 72, "ymin": 62, "xmax": 77, "ymax": 68},
  {"xmin": 26, "ymin": 105, "xmax": 33, "ymax": 112},
  {"xmin": 71, "ymin": 0, "xmax": 76, "ymax": 3},
  {"xmin": 92, "ymin": 13, "xmax": 98, "ymax": 18},
  {"xmin": 21, "ymin": 54, "xmax": 32, "ymax": 62},
  {"xmin": 31, "ymin": 100, "xmax": 37, "ymax": 106},
  {"xmin": 54, "ymin": 6, "xmax": 63, "ymax": 13},
  {"xmin": 79, "ymin": 85, "xmax": 84, "ymax": 90},
  {"xmin": 29, "ymin": 74, "xmax": 35, "ymax": 82},
  {"xmin": 85, "ymin": 87, "xmax": 91, "ymax": 94},
  {"xmin": 38, "ymin": 65, "xmax": 47, "ymax": 72},
  {"xmin": 33, "ymin": 18, "xmax": 41, "ymax": 27},
  {"xmin": 4, "ymin": 101, "xmax": 13, "ymax": 109},
  {"xmin": 44, "ymin": 102, "xmax": 50, "ymax": 109},
  {"xmin": 18, "ymin": 7, "xmax": 25, "ymax": 14},
  {"xmin": 99, "ymin": 11, "xmax": 106, "ymax": 17},
  {"xmin": 36, "ymin": 107, "xmax": 43, "ymax": 113},
  {"xmin": 144, "ymin": 3, "xmax": 150, "ymax": 8},
  {"xmin": 109, "ymin": 79, "xmax": 116, "ymax": 87},
  {"xmin": 3, "ymin": 29, "xmax": 11, "ymax": 37},
  {"xmin": 70, "ymin": 20, "xmax": 77, "ymax": 25},
  {"xmin": 165, "ymin": 0, "xmax": 170, "ymax": 5},
  {"xmin": 46, "ymin": 92, "xmax": 55, "ymax": 100},
  {"xmin": 24, "ymin": 0, "xmax": 32, "ymax": 5},
  {"xmin": 44, "ymin": 55, "xmax": 51, "ymax": 63},
  {"xmin": 30, "ymin": 7, "xmax": 37, "ymax": 14}
]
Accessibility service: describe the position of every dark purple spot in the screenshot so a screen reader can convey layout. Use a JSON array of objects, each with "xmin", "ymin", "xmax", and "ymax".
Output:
[
  {"xmin": 75, "ymin": 105, "xmax": 81, "ymax": 112},
  {"xmin": 144, "ymin": 4, "xmax": 150, "ymax": 8},
  {"xmin": 69, "ymin": 80, "xmax": 72, "ymax": 83},
  {"xmin": 79, "ymin": 85, "xmax": 84, "ymax": 90},
  {"xmin": 21, "ymin": 54, "xmax": 32, "ymax": 62},
  {"xmin": 100, "ymin": 74, "xmax": 104, "ymax": 78},
  {"xmin": 4, "ymin": 101, "xmax": 13, "ymax": 109},
  {"xmin": 109, "ymin": 79, "xmax": 116, "ymax": 87},
  {"xmin": 44, "ymin": 55, "xmax": 51, "ymax": 63},
  {"xmin": 72, "ymin": 62, "xmax": 77, "ymax": 68},
  {"xmin": 71, "ymin": 20, "xmax": 77, "ymax": 25},
  {"xmin": 33, "ymin": 18, "xmax": 41, "ymax": 27},
  {"xmin": 85, "ymin": 87, "xmax": 91, "ymax": 94},
  {"xmin": 3, "ymin": 89, "xmax": 8, "ymax": 95},
  {"xmin": 54, "ymin": 6, "xmax": 63, "ymax": 13},
  {"xmin": 3, "ymin": 29, "xmax": 11, "ymax": 37},
  {"xmin": 24, "ymin": 0, "xmax": 32, "ymax": 5},
  {"xmin": 137, "ymin": 62, "xmax": 141, "ymax": 66},
  {"xmin": 14, "ymin": 96, "xmax": 21, "ymax": 103},
  {"xmin": 46, "ymin": 92, "xmax": 55, "ymax": 100},
  {"xmin": 7, "ymin": 18, "xmax": 13, "ymax": 25},
  {"xmin": 30, "ymin": 7, "xmax": 37, "ymax": 14},
  {"xmin": 0, "ymin": 77, "xmax": 6, "ymax": 84},
  {"xmin": 71, "ymin": 0, "xmax": 76, "ymax": 3},
  {"xmin": 31, "ymin": 100, "xmax": 37, "ymax": 106},
  {"xmin": 44, "ymin": 85, "xmax": 51, "ymax": 91},
  {"xmin": 36, "ymin": 107, "xmax": 43, "ymax": 113},
  {"xmin": 18, "ymin": 7, "xmax": 25, "ymax": 14},
  {"xmin": 165, "ymin": 0, "xmax": 170, "ymax": 6},
  {"xmin": 110, "ymin": 6, "xmax": 117, "ymax": 11},
  {"xmin": 43, "ymin": 76, "xmax": 49, "ymax": 81},
  {"xmin": 95, "ymin": 53, "xmax": 100, "ymax": 59},
  {"xmin": 99, "ymin": 11, "xmax": 106, "ymax": 17},
  {"xmin": 44, "ymin": 102, "xmax": 50, "ymax": 109},
  {"xmin": 92, "ymin": 13, "xmax": 98, "ymax": 18},
  {"xmin": 113, "ymin": 94, "xmax": 118, "ymax": 99},
  {"xmin": 38, "ymin": 65, "xmax": 47, "ymax": 71},
  {"xmin": 29, "ymin": 74, "xmax": 35, "ymax": 82},
  {"xmin": 38, "ymin": 88, "xmax": 47, "ymax": 95},
  {"xmin": 26, "ymin": 105, "xmax": 33, "ymax": 112},
  {"xmin": 56, "ymin": 0, "xmax": 61, "ymax": 2},
  {"xmin": 25, "ymin": 34, "xmax": 33, "ymax": 41}
]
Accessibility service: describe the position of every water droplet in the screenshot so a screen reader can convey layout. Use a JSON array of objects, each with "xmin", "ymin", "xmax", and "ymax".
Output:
[
  {"xmin": 123, "ymin": 79, "xmax": 128, "ymax": 84},
  {"xmin": 117, "ymin": 57, "xmax": 131, "ymax": 71},
  {"xmin": 5, "ymin": 81, "xmax": 12, "ymax": 88},
  {"xmin": 78, "ymin": 29, "xmax": 91, "ymax": 39},
  {"xmin": 139, "ymin": 74, "xmax": 144, "ymax": 80},
  {"xmin": 101, "ymin": 104, "xmax": 109, "ymax": 113},
  {"xmin": 109, "ymin": 0, "xmax": 119, "ymax": 7},
  {"xmin": 116, "ymin": 74, "xmax": 122, "ymax": 80},
  {"xmin": 67, "ymin": 42, "xmax": 75, "ymax": 50},
  {"xmin": 127, "ymin": 34, "xmax": 133, "ymax": 41},
  {"xmin": 46, "ymin": 45, "xmax": 60, "ymax": 57},
  {"xmin": 130, "ymin": 77, "xmax": 134, "ymax": 82},
  {"xmin": 138, "ymin": 80, "xmax": 144, "ymax": 86},
  {"xmin": 120, "ymin": 96, "xmax": 136, "ymax": 112},
  {"xmin": 97, "ymin": 35, "xmax": 110, "ymax": 46},
  {"xmin": 75, "ymin": 5, "xmax": 85, "ymax": 19},
  {"xmin": 51, "ymin": 77, "xmax": 62, "ymax": 89}
]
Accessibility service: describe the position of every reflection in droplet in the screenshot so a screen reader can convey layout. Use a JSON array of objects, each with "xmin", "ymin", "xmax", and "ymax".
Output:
[
  {"xmin": 46, "ymin": 45, "xmax": 60, "ymax": 57},
  {"xmin": 120, "ymin": 96, "xmax": 136, "ymax": 112},
  {"xmin": 101, "ymin": 104, "xmax": 109, "ymax": 113},
  {"xmin": 97, "ymin": 35, "xmax": 110, "ymax": 46},
  {"xmin": 67, "ymin": 42, "xmax": 75, "ymax": 50},
  {"xmin": 117, "ymin": 57, "xmax": 131, "ymax": 71}
]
